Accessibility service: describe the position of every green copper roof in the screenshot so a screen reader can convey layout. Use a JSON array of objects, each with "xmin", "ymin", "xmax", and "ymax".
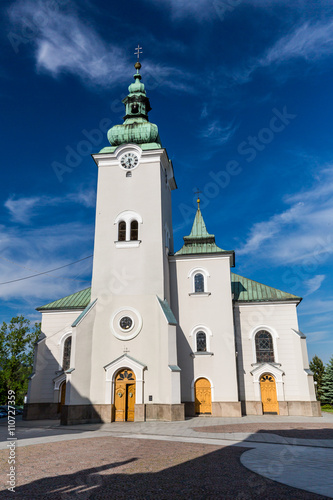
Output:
[
  {"xmin": 157, "ymin": 296, "xmax": 177, "ymax": 325},
  {"xmin": 37, "ymin": 287, "xmax": 91, "ymax": 311},
  {"xmin": 175, "ymin": 207, "xmax": 234, "ymax": 257},
  {"xmin": 104, "ymin": 62, "xmax": 162, "ymax": 151},
  {"xmin": 37, "ymin": 275, "xmax": 301, "ymax": 311},
  {"xmin": 231, "ymin": 273, "xmax": 302, "ymax": 303},
  {"xmin": 71, "ymin": 299, "xmax": 97, "ymax": 327}
]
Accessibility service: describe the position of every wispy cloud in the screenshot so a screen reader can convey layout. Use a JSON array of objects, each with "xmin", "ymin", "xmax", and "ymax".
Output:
[
  {"xmin": 304, "ymin": 274, "xmax": 326, "ymax": 296},
  {"xmin": 237, "ymin": 166, "xmax": 333, "ymax": 266},
  {"xmin": 229, "ymin": 19, "xmax": 333, "ymax": 84},
  {"xmin": 8, "ymin": 1, "xmax": 192, "ymax": 91},
  {"xmin": 199, "ymin": 119, "xmax": 237, "ymax": 146},
  {"xmin": 0, "ymin": 221, "xmax": 93, "ymax": 302},
  {"xmin": 5, "ymin": 188, "xmax": 96, "ymax": 224},
  {"xmin": 261, "ymin": 20, "xmax": 333, "ymax": 67}
]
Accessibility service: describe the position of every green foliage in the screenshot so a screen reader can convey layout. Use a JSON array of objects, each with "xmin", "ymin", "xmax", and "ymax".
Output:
[
  {"xmin": 321, "ymin": 356, "xmax": 333, "ymax": 406},
  {"xmin": 0, "ymin": 316, "xmax": 40, "ymax": 405},
  {"xmin": 309, "ymin": 354, "xmax": 325, "ymax": 402}
]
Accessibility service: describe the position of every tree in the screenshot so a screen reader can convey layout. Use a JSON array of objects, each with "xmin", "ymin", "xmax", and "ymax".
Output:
[
  {"xmin": 0, "ymin": 316, "xmax": 40, "ymax": 405},
  {"xmin": 309, "ymin": 355, "xmax": 325, "ymax": 402},
  {"xmin": 321, "ymin": 356, "xmax": 333, "ymax": 406}
]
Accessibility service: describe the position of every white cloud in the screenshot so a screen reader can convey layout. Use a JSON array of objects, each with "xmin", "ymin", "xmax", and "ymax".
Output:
[
  {"xmin": 8, "ymin": 1, "xmax": 192, "ymax": 91},
  {"xmin": 237, "ymin": 167, "xmax": 333, "ymax": 265},
  {"xmin": 5, "ymin": 188, "xmax": 96, "ymax": 224},
  {"xmin": 0, "ymin": 222, "xmax": 93, "ymax": 303},
  {"xmin": 304, "ymin": 275, "xmax": 326, "ymax": 296},
  {"xmin": 261, "ymin": 20, "xmax": 333, "ymax": 67},
  {"xmin": 199, "ymin": 119, "xmax": 237, "ymax": 146}
]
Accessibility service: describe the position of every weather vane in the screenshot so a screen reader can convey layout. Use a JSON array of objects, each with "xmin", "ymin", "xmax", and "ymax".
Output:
[
  {"xmin": 134, "ymin": 45, "xmax": 143, "ymax": 61},
  {"xmin": 194, "ymin": 189, "xmax": 202, "ymax": 208}
]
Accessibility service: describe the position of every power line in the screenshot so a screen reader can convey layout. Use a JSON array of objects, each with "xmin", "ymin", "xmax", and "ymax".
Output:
[{"xmin": 0, "ymin": 255, "xmax": 93, "ymax": 285}]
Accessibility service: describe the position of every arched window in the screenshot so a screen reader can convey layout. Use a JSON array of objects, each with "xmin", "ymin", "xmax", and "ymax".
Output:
[
  {"xmin": 255, "ymin": 331, "xmax": 274, "ymax": 363},
  {"xmin": 118, "ymin": 221, "xmax": 126, "ymax": 241},
  {"xmin": 62, "ymin": 336, "xmax": 72, "ymax": 371},
  {"xmin": 130, "ymin": 220, "xmax": 138, "ymax": 241},
  {"xmin": 194, "ymin": 273, "xmax": 205, "ymax": 293},
  {"xmin": 196, "ymin": 331, "xmax": 207, "ymax": 352}
]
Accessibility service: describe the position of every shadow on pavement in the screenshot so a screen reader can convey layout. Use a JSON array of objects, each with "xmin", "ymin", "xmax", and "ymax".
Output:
[{"xmin": 0, "ymin": 430, "xmax": 330, "ymax": 499}]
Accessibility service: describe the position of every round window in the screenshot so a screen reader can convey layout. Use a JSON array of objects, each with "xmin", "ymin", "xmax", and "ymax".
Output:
[{"xmin": 119, "ymin": 316, "xmax": 133, "ymax": 331}]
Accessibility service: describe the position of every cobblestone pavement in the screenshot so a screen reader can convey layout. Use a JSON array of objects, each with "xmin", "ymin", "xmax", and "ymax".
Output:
[
  {"xmin": 0, "ymin": 436, "xmax": 329, "ymax": 499},
  {"xmin": 1, "ymin": 414, "xmax": 333, "ymax": 498}
]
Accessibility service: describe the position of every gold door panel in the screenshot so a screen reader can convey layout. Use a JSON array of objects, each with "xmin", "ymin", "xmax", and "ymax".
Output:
[
  {"xmin": 195, "ymin": 378, "xmax": 212, "ymax": 414},
  {"xmin": 114, "ymin": 369, "xmax": 136, "ymax": 422},
  {"xmin": 260, "ymin": 374, "xmax": 279, "ymax": 414},
  {"xmin": 126, "ymin": 383, "xmax": 135, "ymax": 422}
]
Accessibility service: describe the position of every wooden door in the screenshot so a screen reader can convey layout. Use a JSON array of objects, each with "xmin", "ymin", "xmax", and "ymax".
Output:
[
  {"xmin": 126, "ymin": 384, "xmax": 135, "ymax": 422},
  {"xmin": 114, "ymin": 369, "xmax": 136, "ymax": 422},
  {"xmin": 195, "ymin": 378, "xmax": 212, "ymax": 414},
  {"xmin": 58, "ymin": 382, "xmax": 66, "ymax": 413},
  {"xmin": 260, "ymin": 374, "xmax": 279, "ymax": 414}
]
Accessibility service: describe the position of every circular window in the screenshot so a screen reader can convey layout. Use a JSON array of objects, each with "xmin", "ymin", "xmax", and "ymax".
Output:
[
  {"xmin": 119, "ymin": 316, "xmax": 133, "ymax": 331},
  {"xmin": 111, "ymin": 307, "xmax": 143, "ymax": 341}
]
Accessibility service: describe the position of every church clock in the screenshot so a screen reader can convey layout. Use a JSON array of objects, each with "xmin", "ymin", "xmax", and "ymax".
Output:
[{"xmin": 120, "ymin": 152, "xmax": 139, "ymax": 170}]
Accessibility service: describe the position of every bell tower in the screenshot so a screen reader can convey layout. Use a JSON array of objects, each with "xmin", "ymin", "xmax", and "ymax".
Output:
[
  {"xmin": 90, "ymin": 54, "xmax": 176, "ymax": 302},
  {"xmin": 86, "ymin": 52, "xmax": 182, "ymax": 420}
]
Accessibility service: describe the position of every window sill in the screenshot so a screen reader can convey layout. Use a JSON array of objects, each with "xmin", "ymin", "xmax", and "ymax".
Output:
[
  {"xmin": 251, "ymin": 362, "xmax": 281, "ymax": 367},
  {"xmin": 115, "ymin": 240, "xmax": 141, "ymax": 248},
  {"xmin": 189, "ymin": 292, "xmax": 211, "ymax": 297},
  {"xmin": 190, "ymin": 352, "xmax": 214, "ymax": 357}
]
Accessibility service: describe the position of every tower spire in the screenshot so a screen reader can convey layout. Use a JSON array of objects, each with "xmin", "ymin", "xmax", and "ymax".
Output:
[{"xmin": 105, "ymin": 46, "xmax": 162, "ymax": 150}]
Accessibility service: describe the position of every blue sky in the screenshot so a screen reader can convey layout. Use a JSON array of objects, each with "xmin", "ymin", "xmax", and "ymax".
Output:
[{"xmin": 1, "ymin": 0, "xmax": 333, "ymax": 363}]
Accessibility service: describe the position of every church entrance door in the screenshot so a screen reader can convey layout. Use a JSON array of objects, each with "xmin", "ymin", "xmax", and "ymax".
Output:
[
  {"xmin": 195, "ymin": 378, "xmax": 212, "ymax": 414},
  {"xmin": 58, "ymin": 381, "xmax": 66, "ymax": 413},
  {"xmin": 260, "ymin": 374, "xmax": 279, "ymax": 414},
  {"xmin": 114, "ymin": 369, "xmax": 136, "ymax": 422}
]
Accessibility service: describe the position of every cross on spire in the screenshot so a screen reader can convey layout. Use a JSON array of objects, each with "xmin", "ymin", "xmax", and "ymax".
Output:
[
  {"xmin": 123, "ymin": 346, "xmax": 130, "ymax": 354},
  {"xmin": 134, "ymin": 45, "xmax": 143, "ymax": 61},
  {"xmin": 194, "ymin": 189, "xmax": 202, "ymax": 208}
]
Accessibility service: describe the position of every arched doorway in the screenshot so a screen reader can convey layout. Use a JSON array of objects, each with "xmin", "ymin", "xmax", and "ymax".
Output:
[
  {"xmin": 58, "ymin": 381, "xmax": 66, "ymax": 413},
  {"xmin": 114, "ymin": 369, "xmax": 136, "ymax": 422},
  {"xmin": 194, "ymin": 378, "xmax": 212, "ymax": 414},
  {"xmin": 260, "ymin": 374, "xmax": 279, "ymax": 414}
]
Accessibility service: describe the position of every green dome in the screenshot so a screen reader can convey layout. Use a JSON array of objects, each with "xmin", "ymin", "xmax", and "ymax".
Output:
[
  {"xmin": 106, "ymin": 62, "xmax": 162, "ymax": 149},
  {"xmin": 108, "ymin": 120, "xmax": 160, "ymax": 146}
]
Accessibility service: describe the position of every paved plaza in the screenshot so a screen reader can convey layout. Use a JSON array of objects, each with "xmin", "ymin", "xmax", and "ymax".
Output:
[{"xmin": 0, "ymin": 413, "xmax": 333, "ymax": 498}]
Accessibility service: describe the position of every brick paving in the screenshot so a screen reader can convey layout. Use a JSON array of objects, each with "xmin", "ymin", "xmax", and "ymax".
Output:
[
  {"xmin": 0, "ymin": 436, "xmax": 327, "ymax": 499},
  {"xmin": 193, "ymin": 422, "xmax": 333, "ymax": 440}
]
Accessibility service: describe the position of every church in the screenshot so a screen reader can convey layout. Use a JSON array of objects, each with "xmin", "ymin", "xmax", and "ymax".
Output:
[{"xmin": 24, "ymin": 58, "xmax": 320, "ymax": 424}]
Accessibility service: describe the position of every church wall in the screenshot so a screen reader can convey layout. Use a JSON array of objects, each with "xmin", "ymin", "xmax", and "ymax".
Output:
[
  {"xmin": 88, "ymin": 294, "xmax": 179, "ymax": 407},
  {"xmin": 170, "ymin": 256, "xmax": 239, "ymax": 404},
  {"xmin": 68, "ymin": 306, "xmax": 96, "ymax": 404},
  {"xmin": 28, "ymin": 310, "xmax": 81, "ymax": 404},
  {"xmin": 234, "ymin": 302, "xmax": 316, "ymax": 404}
]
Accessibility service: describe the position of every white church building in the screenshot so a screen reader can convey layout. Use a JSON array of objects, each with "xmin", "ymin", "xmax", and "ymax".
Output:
[{"xmin": 25, "ymin": 60, "xmax": 320, "ymax": 424}]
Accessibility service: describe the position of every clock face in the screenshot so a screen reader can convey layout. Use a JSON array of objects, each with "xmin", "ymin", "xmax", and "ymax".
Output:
[{"xmin": 120, "ymin": 152, "xmax": 139, "ymax": 170}]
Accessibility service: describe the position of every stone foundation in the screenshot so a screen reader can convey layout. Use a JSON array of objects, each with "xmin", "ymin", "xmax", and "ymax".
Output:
[
  {"xmin": 134, "ymin": 404, "xmax": 146, "ymax": 422},
  {"xmin": 286, "ymin": 401, "xmax": 321, "ymax": 417},
  {"xmin": 23, "ymin": 403, "xmax": 60, "ymax": 420},
  {"xmin": 145, "ymin": 404, "xmax": 185, "ymax": 421},
  {"xmin": 212, "ymin": 402, "xmax": 242, "ymax": 417},
  {"xmin": 243, "ymin": 400, "xmax": 321, "ymax": 417},
  {"xmin": 185, "ymin": 402, "xmax": 242, "ymax": 417},
  {"xmin": 61, "ymin": 404, "xmax": 112, "ymax": 425}
]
